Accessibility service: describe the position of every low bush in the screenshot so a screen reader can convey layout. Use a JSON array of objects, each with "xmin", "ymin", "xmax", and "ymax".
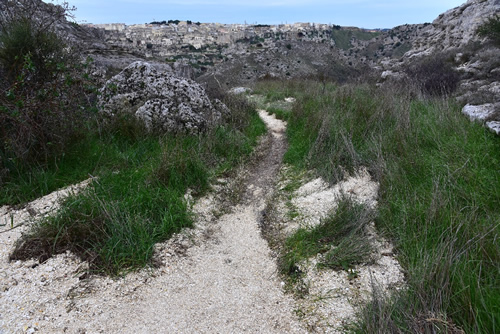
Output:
[
  {"xmin": 404, "ymin": 54, "xmax": 460, "ymax": 96},
  {"xmin": 477, "ymin": 15, "xmax": 500, "ymax": 46},
  {"xmin": 280, "ymin": 198, "xmax": 375, "ymax": 277}
]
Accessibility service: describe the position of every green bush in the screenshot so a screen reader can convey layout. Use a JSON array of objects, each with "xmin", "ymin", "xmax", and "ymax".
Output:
[
  {"xmin": 0, "ymin": 0, "xmax": 95, "ymax": 181},
  {"xmin": 477, "ymin": 15, "xmax": 500, "ymax": 46},
  {"xmin": 0, "ymin": 18, "xmax": 65, "ymax": 84}
]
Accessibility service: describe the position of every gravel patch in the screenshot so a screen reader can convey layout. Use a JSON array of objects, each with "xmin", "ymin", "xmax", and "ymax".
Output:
[
  {"xmin": 291, "ymin": 169, "xmax": 378, "ymax": 230},
  {"xmin": 269, "ymin": 167, "xmax": 405, "ymax": 333}
]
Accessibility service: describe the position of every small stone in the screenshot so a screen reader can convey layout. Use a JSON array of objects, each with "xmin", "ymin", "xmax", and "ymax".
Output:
[
  {"xmin": 486, "ymin": 121, "xmax": 500, "ymax": 135},
  {"xmin": 229, "ymin": 87, "xmax": 252, "ymax": 95}
]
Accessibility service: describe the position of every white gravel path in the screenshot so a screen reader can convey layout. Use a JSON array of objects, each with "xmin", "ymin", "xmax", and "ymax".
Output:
[{"xmin": 0, "ymin": 110, "xmax": 304, "ymax": 333}]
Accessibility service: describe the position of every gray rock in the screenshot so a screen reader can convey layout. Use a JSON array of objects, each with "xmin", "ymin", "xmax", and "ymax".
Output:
[
  {"xmin": 486, "ymin": 121, "xmax": 500, "ymax": 135},
  {"xmin": 380, "ymin": 70, "xmax": 405, "ymax": 81},
  {"xmin": 462, "ymin": 103, "xmax": 500, "ymax": 135},
  {"xmin": 98, "ymin": 61, "xmax": 226, "ymax": 134},
  {"xmin": 462, "ymin": 104, "xmax": 495, "ymax": 122},
  {"xmin": 229, "ymin": 87, "xmax": 253, "ymax": 95}
]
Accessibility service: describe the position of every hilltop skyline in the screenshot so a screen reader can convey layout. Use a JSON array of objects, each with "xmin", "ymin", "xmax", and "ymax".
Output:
[{"xmin": 55, "ymin": 0, "xmax": 466, "ymax": 29}]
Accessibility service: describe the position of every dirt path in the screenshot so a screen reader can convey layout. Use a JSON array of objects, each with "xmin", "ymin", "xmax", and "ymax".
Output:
[{"xmin": 0, "ymin": 110, "xmax": 304, "ymax": 333}]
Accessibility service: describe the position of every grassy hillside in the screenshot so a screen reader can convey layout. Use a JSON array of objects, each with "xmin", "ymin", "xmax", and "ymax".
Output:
[{"xmin": 254, "ymin": 80, "xmax": 499, "ymax": 333}]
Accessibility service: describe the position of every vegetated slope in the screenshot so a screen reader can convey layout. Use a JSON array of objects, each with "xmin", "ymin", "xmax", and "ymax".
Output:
[
  {"xmin": 344, "ymin": 0, "xmax": 499, "ymax": 66},
  {"xmin": 254, "ymin": 79, "xmax": 499, "ymax": 333},
  {"xmin": 377, "ymin": 0, "xmax": 500, "ymax": 107}
]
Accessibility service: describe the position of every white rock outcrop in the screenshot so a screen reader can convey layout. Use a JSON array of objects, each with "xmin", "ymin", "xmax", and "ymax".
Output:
[
  {"xmin": 486, "ymin": 121, "xmax": 500, "ymax": 134},
  {"xmin": 229, "ymin": 87, "xmax": 253, "ymax": 95},
  {"xmin": 98, "ymin": 61, "xmax": 227, "ymax": 134}
]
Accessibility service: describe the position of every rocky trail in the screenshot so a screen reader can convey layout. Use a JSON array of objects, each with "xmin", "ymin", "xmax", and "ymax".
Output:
[
  {"xmin": 0, "ymin": 110, "xmax": 304, "ymax": 333},
  {"xmin": 0, "ymin": 106, "xmax": 404, "ymax": 333}
]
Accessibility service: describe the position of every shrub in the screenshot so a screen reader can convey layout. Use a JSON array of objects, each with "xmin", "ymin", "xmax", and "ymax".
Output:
[
  {"xmin": 0, "ymin": 0, "xmax": 95, "ymax": 179},
  {"xmin": 0, "ymin": 18, "xmax": 63, "ymax": 84},
  {"xmin": 0, "ymin": 0, "xmax": 76, "ymax": 81},
  {"xmin": 477, "ymin": 15, "xmax": 500, "ymax": 46},
  {"xmin": 405, "ymin": 54, "xmax": 460, "ymax": 96}
]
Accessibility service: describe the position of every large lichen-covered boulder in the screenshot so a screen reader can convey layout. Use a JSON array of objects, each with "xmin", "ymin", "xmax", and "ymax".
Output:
[{"xmin": 98, "ymin": 61, "xmax": 227, "ymax": 134}]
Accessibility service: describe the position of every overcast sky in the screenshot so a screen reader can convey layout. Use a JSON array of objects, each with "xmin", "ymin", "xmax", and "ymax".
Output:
[{"xmin": 54, "ymin": 0, "xmax": 466, "ymax": 29}]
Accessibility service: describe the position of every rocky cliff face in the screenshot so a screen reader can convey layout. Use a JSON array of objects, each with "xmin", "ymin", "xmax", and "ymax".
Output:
[
  {"xmin": 87, "ymin": 21, "xmax": 382, "ymax": 80},
  {"xmin": 197, "ymin": 40, "xmax": 363, "ymax": 89},
  {"xmin": 374, "ymin": 0, "xmax": 500, "ymax": 134},
  {"xmin": 405, "ymin": 0, "xmax": 500, "ymax": 58}
]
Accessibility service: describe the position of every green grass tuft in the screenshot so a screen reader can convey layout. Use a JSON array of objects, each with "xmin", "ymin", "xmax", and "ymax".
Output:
[{"xmin": 280, "ymin": 197, "xmax": 375, "ymax": 276}]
